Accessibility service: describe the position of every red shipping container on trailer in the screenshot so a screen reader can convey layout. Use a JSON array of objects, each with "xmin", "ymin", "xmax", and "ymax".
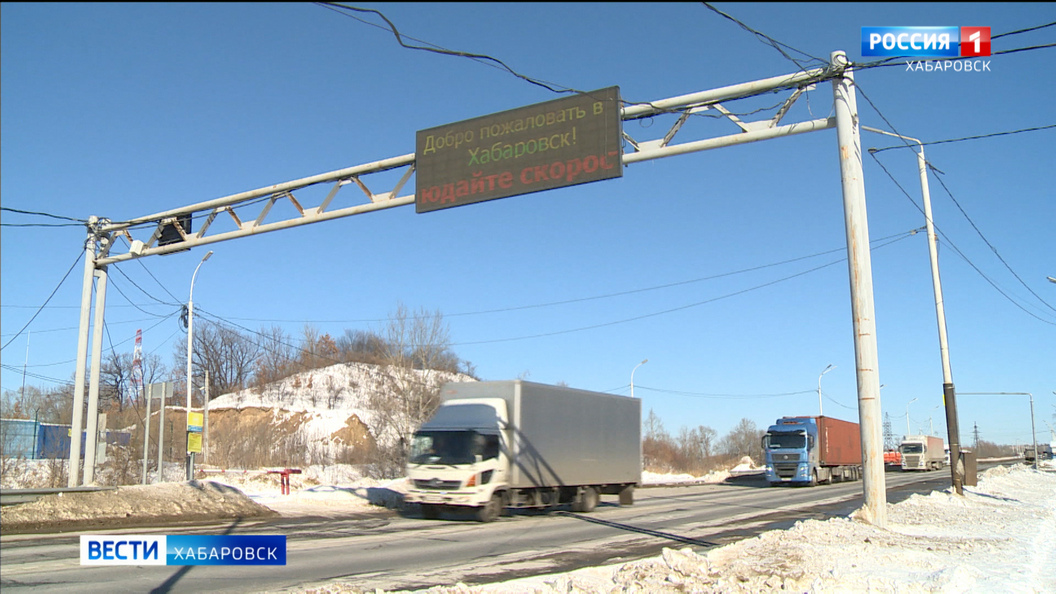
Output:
[{"xmin": 816, "ymin": 416, "xmax": 863, "ymax": 467}]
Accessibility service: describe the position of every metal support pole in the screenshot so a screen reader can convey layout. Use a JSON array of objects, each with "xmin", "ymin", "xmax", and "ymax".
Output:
[
  {"xmin": 142, "ymin": 383, "xmax": 153, "ymax": 484},
  {"xmin": 961, "ymin": 392, "xmax": 1036, "ymax": 471},
  {"xmin": 157, "ymin": 382, "xmax": 167, "ymax": 483},
  {"xmin": 186, "ymin": 251, "xmax": 212, "ymax": 482},
  {"xmin": 831, "ymin": 51, "xmax": 886, "ymax": 527},
  {"xmin": 67, "ymin": 225, "xmax": 98, "ymax": 487},
  {"xmin": 630, "ymin": 359, "xmax": 648, "ymax": 399},
  {"xmin": 203, "ymin": 371, "xmax": 210, "ymax": 464},
  {"xmin": 818, "ymin": 364, "xmax": 834, "ymax": 417},
  {"xmin": 1029, "ymin": 393, "xmax": 1038, "ymax": 470},
  {"xmin": 82, "ymin": 265, "xmax": 109, "ymax": 485}
]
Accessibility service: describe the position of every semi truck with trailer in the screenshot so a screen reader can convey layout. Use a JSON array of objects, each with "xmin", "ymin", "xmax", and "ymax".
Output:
[
  {"xmin": 899, "ymin": 435, "xmax": 945, "ymax": 471},
  {"xmin": 403, "ymin": 380, "xmax": 641, "ymax": 522},
  {"xmin": 762, "ymin": 416, "xmax": 862, "ymax": 486}
]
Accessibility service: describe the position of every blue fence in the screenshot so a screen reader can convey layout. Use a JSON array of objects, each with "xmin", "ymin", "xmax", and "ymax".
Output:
[{"xmin": 1, "ymin": 418, "xmax": 131, "ymax": 459}]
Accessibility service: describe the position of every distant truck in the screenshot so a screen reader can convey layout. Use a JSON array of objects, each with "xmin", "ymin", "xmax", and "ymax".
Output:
[
  {"xmin": 899, "ymin": 435, "xmax": 945, "ymax": 471},
  {"xmin": 762, "ymin": 416, "xmax": 862, "ymax": 486},
  {"xmin": 403, "ymin": 380, "xmax": 641, "ymax": 522},
  {"xmin": 883, "ymin": 450, "xmax": 902, "ymax": 466}
]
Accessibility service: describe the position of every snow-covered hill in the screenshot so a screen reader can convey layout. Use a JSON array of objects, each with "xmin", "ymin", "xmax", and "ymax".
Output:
[{"xmin": 203, "ymin": 361, "xmax": 475, "ymax": 468}]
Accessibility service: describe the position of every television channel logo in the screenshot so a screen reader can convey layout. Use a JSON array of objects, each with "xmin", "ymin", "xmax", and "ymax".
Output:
[
  {"xmin": 862, "ymin": 27, "xmax": 990, "ymax": 57},
  {"xmin": 81, "ymin": 535, "xmax": 287, "ymax": 566}
]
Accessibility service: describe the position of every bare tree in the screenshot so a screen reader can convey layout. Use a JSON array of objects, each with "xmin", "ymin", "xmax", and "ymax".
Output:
[
  {"xmin": 336, "ymin": 329, "xmax": 386, "ymax": 365},
  {"xmin": 176, "ymin": 321, "xmax": 260, "ymax": 400},
  {"xmin": 254, "ymin": 325, "xmax": 296, "ymax": 389},
  {"xmin": 297, "ymin": 324, "xmax": 339, "ymax": 372},
  {"xmin": 678, "ymin": 425, "xmax": 717, "ymax": 462},
  {"xmin": 101, "ymin": 351, "xmax": 133, "ymax": 412},
  {"xmin": 719, "ymin": 418, "xmax": 764, "ymax": 463},
  {"xmin": 366, "ymin": 303, "xmax": 460, "ymax": 477}
]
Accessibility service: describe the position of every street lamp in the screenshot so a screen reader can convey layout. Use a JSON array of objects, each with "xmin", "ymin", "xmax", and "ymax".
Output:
[
  {"xmin": 818, "ymin": 364, "xmax": 835, "ymax": 416},
  {"xmin": 630, "ymin": 359, "xmax": 648, "ymax": 399},
  {"xmin": 186, "ymin": 250, "xmax": 213, "ymax": 480},
  {"xmin": 865, "ymin": 127, "xmax": 962, "ymax": 495},
  {"xmin": 906, "ymin": 397, "xmax": 918, "ymax": 437},
  {"xmin": 961, "ymin": 392, "xmax": 1038, "ymax": 470}
]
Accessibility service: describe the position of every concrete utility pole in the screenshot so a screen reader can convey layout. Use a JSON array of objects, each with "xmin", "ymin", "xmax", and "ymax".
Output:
[{"xmin": 831, "ymin": 50, "xmax": 886, "ymax": 527}]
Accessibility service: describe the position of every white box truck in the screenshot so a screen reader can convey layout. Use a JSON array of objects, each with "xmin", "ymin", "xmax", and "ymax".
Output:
[
  {"xmin": 900, "ymin": 435, "xmax": 945, "ymax": 471},
  {"xmin": 403, "ymin": 380, "xmax": 641, "ymax": 522}
]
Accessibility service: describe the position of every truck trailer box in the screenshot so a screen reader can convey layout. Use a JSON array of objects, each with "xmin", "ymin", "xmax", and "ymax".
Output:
[
  {"xmin": 436, "ymin": 380, "xmax": 641, "ymax": 489},
  {"xmin": 815, "ymin": 416, "xmax": 862, "ymax": 467}
]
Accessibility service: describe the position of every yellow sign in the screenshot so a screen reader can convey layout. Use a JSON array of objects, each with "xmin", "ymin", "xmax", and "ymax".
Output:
[
  {"xmin": 187, "ymin": 411, "xmax": 204, "ymax": 432},
  {"xmin": 187, "ymin": 432, "xmax": 202, "ymax": 453}
]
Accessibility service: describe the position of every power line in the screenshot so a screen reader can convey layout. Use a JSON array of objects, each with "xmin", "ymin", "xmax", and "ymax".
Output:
[
  {"xmin": 991, "ymin": 20, "xmax": 1056, "ymax": 40},
  {"xmin": 927, "ymin": 168, "xmax": 1056, "ymax": 314},
  {"xmin": 869, "ymin": 124, "xmax": 1056, "ymax": 154},
  {"xmin": 0, "ymin": 207, "xmax": 89, "ymax": 224},
  {"xmin": 452, "ymin": 233, "xmax": 915, "ymax": 346},
  {"xmin": 109, "ymin": 266, "xmax": 183, "ymax": 310},
  {"xmin": 1, "ymin": 251, "xmax": 84, "ymax": 352},
  {"xmin": 867, "ymin": 149, "xmax": 1056, "ymax": 326},
  {"xmin": 220, "ymin": 228, "xmax": 921, "ymax": 325},
  {"xmin": 701, "ymin": 2, "xmax": 827, "ymax": 72},
  {"xmin": 852, "ymin": 42, "xmax": 1056, "ymax": 72},
  {"xmin": 854, "ymin": 81, "xmax": 1056, "ymax": 324},
  {"xmin": 317, "ymin": 2, "xmax": 572, "ymax": 95},
  {"xmin": 135, "ymin": 259, "xmax": 183, "ymax": 304},
  {"xmin": 315, "ymin": 2, "xmax": 831, "ymax": 124}
]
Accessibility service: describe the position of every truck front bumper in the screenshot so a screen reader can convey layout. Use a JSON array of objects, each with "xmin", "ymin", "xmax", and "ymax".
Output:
[{"xmin": 404, "ymin": 489, "xmax": 484, "ymax": 507}]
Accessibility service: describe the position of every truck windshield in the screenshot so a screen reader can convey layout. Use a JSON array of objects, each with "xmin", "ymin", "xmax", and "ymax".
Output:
[
  {"xmin": 409, "ymin": 430, "xmax": 499, "ymax": 465},
  {"xmin": 901, "ymin": 443, "xmax": 924, "ymax": 454},
  {"xmin": 766, "ymin": 432, "xmax": 806, "ymax": 449}
]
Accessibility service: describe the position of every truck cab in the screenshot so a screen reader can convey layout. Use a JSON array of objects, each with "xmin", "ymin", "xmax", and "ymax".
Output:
[
  {"xmin": 763, "ymin": 417, "xmax": 819, "ymax": 486},
  {"xmin": 404, "ymin": 398, "xmax": 510, "ymax": 522}
]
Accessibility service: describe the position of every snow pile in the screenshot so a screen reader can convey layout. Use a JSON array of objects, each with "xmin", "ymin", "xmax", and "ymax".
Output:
[
  {"xmin": 305, "ymin": 462, "xmax": 1054, "ymax": 594},
  {"xmin": 0, "ymin": 480, "xmax": 277, "ymax": 534}
]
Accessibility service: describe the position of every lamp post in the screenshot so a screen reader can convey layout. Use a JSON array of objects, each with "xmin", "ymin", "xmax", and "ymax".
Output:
[
  {"xmin": 817, "ymin": 364, "xmax": 835, "ymax": 416},
  {"xmin": 865, "ymin": 126, "xmax": 962, "ymax": 495},
  {"xmin": 906, "ymin": 397, "xmax": 917, "ymax": 437},
  {"xmin": 961, "ymin": 392, "xmax": 1037, "ymax": 470},
  {"xmin": 630, "ymin": 359, "xmax": 648, "ymax": 399},
  {"xmin": 186, "ymin": 250, "xmax": 213, "ymax": 480}
]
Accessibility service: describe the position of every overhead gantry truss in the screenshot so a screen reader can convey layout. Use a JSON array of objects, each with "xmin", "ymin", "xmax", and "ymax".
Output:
[{"xmin": 93, "ymin": 65, "xmax": 836, "ymax": 266}]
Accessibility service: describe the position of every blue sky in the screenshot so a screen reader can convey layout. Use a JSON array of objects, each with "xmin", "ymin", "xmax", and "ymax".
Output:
[{"xmin": 2, "ymin": 2, "xmax": 1054, "ymax": 448}]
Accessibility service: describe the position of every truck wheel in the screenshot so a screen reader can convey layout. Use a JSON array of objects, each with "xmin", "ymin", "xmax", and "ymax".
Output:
[
  {"xmin": 475, "ymin": 493, "xmax": 503, "ymax": 523},
  {"xmin": 420, "ymin": 504, "xmax": 441, "ymax": 520},
  {"xmin": 571, "ymin": 487, "xmax": 599, "ymax": 513},
  {"xmin": 809, "ymin": 470, "xmax": 818, "ymax": 487}
]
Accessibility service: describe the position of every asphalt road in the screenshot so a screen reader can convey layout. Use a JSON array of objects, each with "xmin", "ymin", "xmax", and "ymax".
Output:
[{"xmin": 0, "ymin": 467, "xmax": 967, "ymax": 593}]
